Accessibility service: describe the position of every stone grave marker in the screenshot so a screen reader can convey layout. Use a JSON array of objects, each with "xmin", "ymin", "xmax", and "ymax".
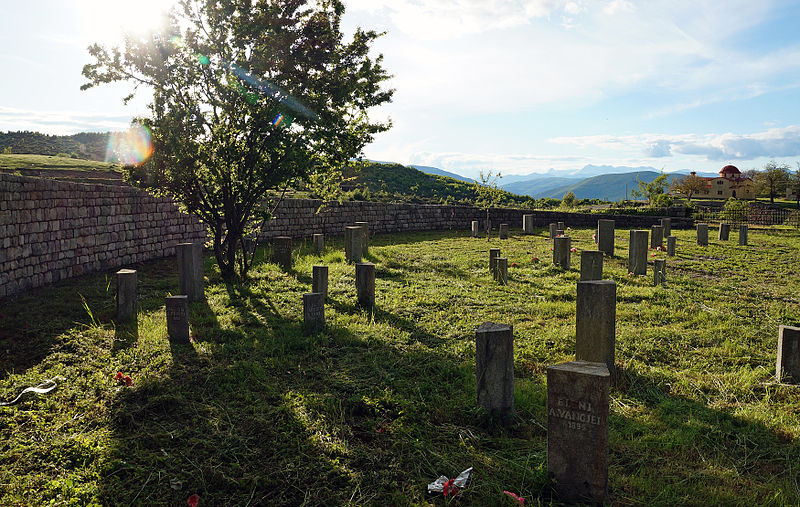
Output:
[
  {"xmin": 628, "ymin": 230, "xmax": 648, "ymax": 275},
  {"xmin": 667, "ymin": 236, "xmax": 676, "ymax": 256},
  {"xmin": 597, "ymin": 219, "xmax": 615, "ymax": 256},
  {"xmin": 575, "ymin": 280, "xmax": 615, "ymax": 375},
  {"xmin": 556, "ymin": 229, "xmax": 565, "ymax": 237},
  {"xmin": 553, "ymin": 236, "xmax": 571, "ymax": 269},
  {"xmin": 499, "ymin": 223, "xmax": 509, "ymax": 239},
  {"xmin": 697, "ymin": 223, "xmax": 709, "ymax": 246},
  {"xmin": 495, "ymin": 257, "xmax": 508, "ymax": 285},
  {"xmin": 313, "ymin": 233, "xmax": 325, "ymax": 255},
  {"xmin": 476, "ymin": 322, "xmax": 514, "ymax": 421},
  {"xmin": 489, "ymin": 248, "xmax": 501, "ymax": 276},
  {"xmin": 739, "ymin": 224, "xmax": 748, "ymax": 246},
  {"xmin": 344, "ymin": 226, "xmax": 362, "ymax": 263},
  {"xmin": 661, "ymin": 217, "xmax": 671, "ymax": 237},
  {"xmin": 579, "ymin": 251, "xmax": 603, "ymax": 281},
  {"xmin": 547, "ymin": 361, "xmax": 609, "ymax": 503},
  {"xmin": 177, "ymin": 242, "xmax": 204, "ymax": 301},
  {"xmin": 549, "ymin": 223, "xmax": 557, "ymax": 239},
  {"xmin": 312, "ymin": 265, "xmax": 328, "ymax": 300},
  {"xmin": 355, "ymin": 221, "xmax": 369, "ymax": 253},
  {"xmin": 472, "ymin": 220, "xmax": 480, "ymax": 237},
  {"xmin": 557, "ymin": 221, "xmax": 565, "ymax": 231},
  {"xmin": 777, "ymin": 325, "xmax": 800, "ymax": 383},
  {"xmin": 718, "ymin": 223, "xmax": 730, "ymax": 241},
  {"xmin": 166, "ymin": 295, "xmax": 190, "ymax": 344},
  {"xmin": 650, "ymin": 225, "xmax": 664, "ymax": 249},
  {"xmin": 116, "ymin": 269, "xmax": 137, "ymax": 321},
  {"xmin": 272, "ymin": 236, "xmax": 293, "ymax": 269},
  {"xmin": 355, "ymin": 262, "xmax": 375, "ymax": 309},
  {"xmin": 653, "ymin": 259, "xmax": 666, "ymax": 286},
  {"xmin": 523, "ymin": 214, "xmax": 534, "ymax": 234},
  {"xmin": 303, "ymin": 292, "xmax": 325, "ymax": 334}
]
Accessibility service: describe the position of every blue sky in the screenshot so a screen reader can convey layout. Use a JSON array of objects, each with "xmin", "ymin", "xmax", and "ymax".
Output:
[{"xmin": 2, "ymin": 1, "xmax": 800, "ymax": 178}]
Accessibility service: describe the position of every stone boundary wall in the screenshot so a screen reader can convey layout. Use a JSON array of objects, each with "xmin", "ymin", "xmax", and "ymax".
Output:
[
  {"xmin": 0, "ymin": 173, "xmax": 206, "ymax": 300},
  {"xmin": 261, "ymin": 199, "xmax": 694, "ymax": 239}
]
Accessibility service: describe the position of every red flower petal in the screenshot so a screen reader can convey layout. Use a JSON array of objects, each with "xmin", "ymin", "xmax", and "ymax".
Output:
[
  {"xmin": 187, "ymin": 494, "xmax": 200, "ymax": 507},
  {"xmin": 503, "ymin": 490, "xmax": 525, "ymax": 505},
  {"xmin": 114, "ymin": 372, "xmax": 123, "ymax": 380},
  {"xmin": 123, "ymin": 376, "xmax": 133, "ymax": 386}
]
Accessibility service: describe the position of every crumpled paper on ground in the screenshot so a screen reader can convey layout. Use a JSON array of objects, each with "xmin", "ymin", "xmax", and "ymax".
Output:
[{"xmin": 427, "ymin": 467, "xmax": 473, "ymax": 494}]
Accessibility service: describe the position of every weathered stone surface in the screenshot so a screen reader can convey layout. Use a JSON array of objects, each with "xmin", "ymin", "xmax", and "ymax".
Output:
[
  {"xmin": 472, "ymin": 220, "xmax": 480, "ymax": 237},
  {"xmin": 697, "ymin": 223, "xmax": 709, "ymax": 246},
  {"xmin": 597, "ymin": 219, "xmax": 614, "ymax": 256},
  {"xmin": 166, "ymin": 295, "xmax": 190, "ymax": 344},
  {"xmin": 556, "ymin": 229, "xmax": 565, "ymax": 237},
  {"xmin": 344, "ymin": 226, "xmax": 362, "ymax": 263},
  {"xmin": 313, "ymin": 233, "xmax": 324, "ymax": 254},
  {"xmin": 116, "ymin": 269, "xmax": 137, "ymax": 321},
  {"xmin": 718, "ymin": 223, "xmax": 730, "ymax": 241},
  {"xmin": 667, "ymin": 236, "xmax": 676, "ymax": 256},
  {"xmin": 777, "ymin": 325, "xmax": 800, "ymax": 383},
  {"xmin": 272, "ymin": 236, "xmax": 293, "ymax": 269},
  {"xmin": 549, "ymin": 223, "xmax": 557, "ymax": 239},
  {"xmin": 312, "ymin": 265, "xmax": 328, "ymax": 300},
  {"xmin": 653, "ymin": 259, "xmax": 666, "ymax": 286},
  {"xmin": 575, "ymin": 280, "xmax": 615, "ymax": 374},
  {"xmin": 579, "ymin": 251, "xmax": 603, "ymax": 281},
  {"xmin": 495, "ymin": 257, "xmax": 508, "ymax": 285},
  {"xmin": 303, "ymin": 292, "xmax": 325, "ymax": 334},
  {"xmin": 739, "ymin": 224, "xmax": 748, "ymax": 246},
  {"xmin": 547, "ymin": 361, "xmax": 609, "ymax": 503},
  {"xmin": 499, "ymin": 223, "xmax": 509, "ymax": 239},
  {"xmin": 354, "ymin": 221, "xmax": 369, "ymax": 252},
  {"xmin": 553, "ymin": 236, "xmax": 571, "ymax": 269},
  {"xmin": 489, "ymin": 248, "xmax": 501, "ymax": 276},
  {"xmin": 660, "ymin": 217, "xmax": 671, "ymax": 237},
  {"xmin": 476, "ymin": 322, "xmax": 514, "ymax": 420},
  {"xmin": 628, "ymin": 230, "xmax": 648, "ymax": 275},
  {"xmin": 177, "ymin": 242, "xmax": 204, "ymax": 301},
  {"xmin": 557, "ymin": 221, "xmax": 565, "ymax": 231},
  {"xmin": 650, "ymin": 225, "xmax": 663, "ymax": 248},
  {"xmin": 355, "ymin": 262, "xmax": 375, "ymax": 309},
  {"xmin": 523, "ymin": 214, "xmax": 534, "ymax": 234}
]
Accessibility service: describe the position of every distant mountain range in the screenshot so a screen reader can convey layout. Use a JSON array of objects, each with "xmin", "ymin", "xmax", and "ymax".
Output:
[{"xmin": 409, "ymin": 165, "xmax": 474, "ymax": 183}]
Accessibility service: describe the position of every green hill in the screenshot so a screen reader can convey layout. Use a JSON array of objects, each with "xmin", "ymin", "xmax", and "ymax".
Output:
[
  {"xmin": 534, "ymin": 171, "xmax": 681, "ymax": 200},
  {"xmin": 0, "ymin": 131, "xmax": 110, "ymax": 161}
]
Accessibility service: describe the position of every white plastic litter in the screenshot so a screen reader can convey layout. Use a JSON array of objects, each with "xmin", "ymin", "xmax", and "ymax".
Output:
[
  {"xmin": 0, "ymin": 377, "xmax": 63, "ymax": 406},
  {"xmin": 427, "ymin": 467, "xmax": 473, "ymax": 494}
]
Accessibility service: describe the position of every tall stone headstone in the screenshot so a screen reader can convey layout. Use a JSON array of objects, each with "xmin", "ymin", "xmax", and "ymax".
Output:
[
  {"xmin": 495, "ymin": 257, "xmax": 508, "ymax": 285},
  {"xmin": 272, "ymin": 236, "xmax": 293, "ymax": 270},
  {"xmin": 312, "ymin": 265, "xmax": 328, "ymax": 300},
  {"xmin": 597, "ymin": 219, "xmax": 614, "ymax": 256},
  {"xmin": 718, "ymin": 223, "xmax": 730, "ymax": 241},
  {"xmin": 628, "ymin": 230, "xmax": 648, "ymax": 275},
  {"xmin": 116, "ymin": 269, "xmax": 137, "ymax": 321},
  {"xmin": 547, "ymin": 361, "xmax": 609, "ymax": 503},
  {"xmin": 523, "ymin": 214, "xmax": 534, "ymax": 234},
  {"xmin": 354, "ymin": 221, "xmax": 369, "ymax": 253},
  {"xmin": 499, "ymin": 223, "xmax": 509, "ymax": 239},
  {"xmin": 777, "ymin": 325, "xmax": 800, "ymax": 383},
  {"xmin": 579, "ymin": 251, "xmax": 603, "ymax": 281},
  {"xmin": 650, "ymin": 225, "xmax": 664, "ymax": 248},
  {"xmin": 355, "ymin": 262, "xmax": 375, "ymax": 309},
  {"xmin": 666, "ymin": 236, "xmax": 676, "ymax": 257},
  {"xmin": 557, "ymin": 221, "xmax": 565, "ymax": 231},
  {"xmin": 549, "ymin": 223, "xmax": 557, "ymax": 239},
  {"xmin": 476, "ymin": 322, "xmax": 514, "ymax": 421},
  {"xmin": 472, "ymin": 220, "xmax": 480, "ymax": 237},
  {"xmin": 697, "ymin": 223, "xmax": 709, "ymax": 246},
  {"xmin": 489, "ymin": 248, "xmax": 501, "ymax": 276},
  {"xmin": 313, "ymin": 233, "xmax": 325, "ymax": 255},
  {"xmin": 660, "ymin": 217, "xmax": 671, "ymax": 237},
  {"xmin": 303, "ymin": 292, "xmax": 325, "ymax": 334},
  {"xmin": 165, "ymin": 295, "xmax": 190, "ymax": 344},
  {"xmin": 553, "ymin": 236, "xmax": 571, "ymax": 269},
  {"xmin": 344, "ymin": 226, "xmax": 362, "ymax": 263},
  {"xmin": 653, "ymin": 259, "xmax": 666, "ymax": 286},
  {"xmin": 177, "ymin": 242, "xmax": 204, "ymax": 301},
  {"xmin": 575, "ymin": 280, "xmax": 615, "ymax": 375},
  {"xmin": 739, "ymin": 224, "xmax": 749, "ymax": 246}
]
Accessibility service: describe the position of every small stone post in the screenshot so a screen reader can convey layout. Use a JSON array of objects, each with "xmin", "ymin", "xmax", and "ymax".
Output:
[
  {"xmin": 628, "ymin": 230, "xmax": 648, "ymax": 275},
  {"xmin": 660, "ymin": 217, "xmax": 671, "ymax": 237},
  {"xmin": 354, "ymin": 221, "xmax": 369, "ymax": 253},
  {"xmin": 579, "ymin": 251, "xmax": 603, "ymax": 281},
  {"xmin": 718, "ymin": 223, "xmax": 730, "ymax": 241},
  {"xmin": 313, "ymin": 233, "xmax": 325, "ymax": 255},
  {"xmin": 557, "ymin": 221, "xmax": 565, "ymax": 231},
  {"xmin": 739, "ymin": 224, "xmax": 748, "ymax": 246},
  {"xmin": 355, "ymin": 262, "xmax": 375, "ymax": 309},
  {"xmin": 556, "ymin": 229, "xmax": 565, "ymax": 237},
  {"xmin": 576, "ymin": 280, "xmax": 616, "ymax": 375},
  {"xmin": 345, "ymin": 226, "xmax": 363, "ymax": 263},
  {"xmin": 523, "ymin": 214, "xmax": 534, "ymax": 234},
  {"xmin": 475, "ymin": 322, "xmax": 514, "ymax": 421},
  {"xmin": 650, "ymin": 225, "xmax": 664, "ymax": 249},
  {"xmin": 553, "ymin": 236, "xmax": 571, "ymax": 269},
  {"xmin": 499, "ymin": 223, "xmax": 509, "ymax": 239},
  {"xmin": 165, "ymin": 295, "xmax": 190, "ymax": 344},
  {"xmin": 777, "ymin": 325, "xmax": 800, "ymax": 383},
  {"xmin": 489, "ymin": 248, "xmax": 501, "ymax": 276},
  {"xmin": 116, "ymin": 269, "xmax": 137, "ymax": 321},
  {"xmin": 697, "ymin": 223, "xmax": 709, "ymax": 246},
  {"xmin": 653, "ymin": 259, "xmax": 666, "ymax": 286},
  {"xmin": 549, "ymin": 223, "xmax": 557, "ymax": 239},
  {"xmin": 303, "ymin": 292, "xmax": 325, "ymax": 334},
  {"xmin": 472, "ymin": 221, "xmax": 480, "ymax": 237},
  {"xmin": 667, "ymin": 236, "xmax": 676, "ymax": 256},
  {"xmin": 272, "ymin": 236, "xmax": 292, "ymax": 270},
  {"xmin": 312, "ymin": 265, "xmax": 328, "ymax": 300},
  {"xmin": 547, "ymin": 361, "xmax": 609, "ymax": 503},
  {"xmin": 177, "ymin": 242, "xmax": 204, "ymax": 301},
  {"xmin": 495, "ymin": 258, "xmax": 508, "ymax": 285},
  {"xmin": 597, "ymin": 219, "xmax": 614, "ymax": 256}
]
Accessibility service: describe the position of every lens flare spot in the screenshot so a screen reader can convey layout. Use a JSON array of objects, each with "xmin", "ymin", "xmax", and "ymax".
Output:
[
  {"xmin": 170, "ymin": 35, "xmax": 182, "ymax": 46},
  {"xmin": 196, "ymin": 54, "xmax": 210, "ymax": 65},
  {"xmin": 272, "ymin": 114, "xmax": 284, "ymax": 126},
  {"xmin": 105, "ymin": 124, "xmax": 153, "ymax": 165}
]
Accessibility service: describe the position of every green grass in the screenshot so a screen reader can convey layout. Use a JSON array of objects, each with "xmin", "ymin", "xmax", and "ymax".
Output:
[
  {"xmin": 0, "ymin": 154, "xmax": 121, "ymax": 172},
  {"xmin": 2, "ymin": 226, "xmax": 800, "ymax": 505}
]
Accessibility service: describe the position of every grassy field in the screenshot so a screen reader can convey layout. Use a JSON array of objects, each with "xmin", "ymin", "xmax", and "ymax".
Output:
[
  {"xmin": 2, "ymin": 226, "xmax": 800, "ymax": 505},
  {"xmin": 0, "ymin": 154, "xmax": 121, "ymax": 173}
]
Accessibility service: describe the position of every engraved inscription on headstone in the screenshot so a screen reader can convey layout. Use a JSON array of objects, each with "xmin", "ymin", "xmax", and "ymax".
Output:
[
  {"xmin": 303, "ymin": 292, "xmax": 325, "ymax": 334},
  {"xmin": 165, "ymin": 295, "xmax": 190, "ymax": 344},
  {"xmin": 272, "ymin": 236, "xmax": 292, "ymax": 269}
]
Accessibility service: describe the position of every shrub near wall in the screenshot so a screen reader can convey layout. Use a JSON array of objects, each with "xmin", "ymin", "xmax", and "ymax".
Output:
[{"xmin": 0, "ymin": 173, "xmax": 206, "ymax": 299}]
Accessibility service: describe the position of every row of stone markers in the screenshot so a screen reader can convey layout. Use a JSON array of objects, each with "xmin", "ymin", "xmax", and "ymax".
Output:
[
  {"xmin": 696, "ymin": 223, "xmax": 748, "ymax": 246},
  {"xmin": 303, "ymin": 261, "xmax": 376, "ymax": 333}
]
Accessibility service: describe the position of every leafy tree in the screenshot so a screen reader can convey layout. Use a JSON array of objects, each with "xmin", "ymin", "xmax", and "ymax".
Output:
[
  {"xmin": 630, "ymin": 172, "xmax": 669, "ymax": 206},
  {"xmin": 669, "ymin": 172, "xmax": 707, "ymax": 203},
  {"xmin": 788, "ymin": 163, "xmax": 800, "ymax": 209},
  {"xmin": 474, "ymin": 170, "xmax": 503, "ymax": 240},
  {"xmin": 82, "ymin": 0, "xmax": 393, "ymax": 281},
  {"xmin": 561, "ymin": 191, "xmax": 576, "ymax": 208},
  {"xmin": 754, "ymin": 160, "xmax": 790, "ymax": 204},
  {"xmin": 721, "ymin": 197, "xmax": 748, "ymax": 224}
]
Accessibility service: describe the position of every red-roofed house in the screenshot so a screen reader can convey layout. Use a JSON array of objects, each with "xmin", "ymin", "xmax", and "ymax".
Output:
[{"xmin": 695, "ymin": 165, "xmax": 754, "ymax": 199}]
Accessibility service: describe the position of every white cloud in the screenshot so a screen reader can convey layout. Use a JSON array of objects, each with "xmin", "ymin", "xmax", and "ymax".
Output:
[{"xmin": 0, "ymin": 106, "xmax": 132, "ymax": 135}]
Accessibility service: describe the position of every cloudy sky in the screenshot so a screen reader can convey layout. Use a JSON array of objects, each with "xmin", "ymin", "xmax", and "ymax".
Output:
[{"xmin": 2, "ymin": 1, "xmax": 800, "ymax": 178}]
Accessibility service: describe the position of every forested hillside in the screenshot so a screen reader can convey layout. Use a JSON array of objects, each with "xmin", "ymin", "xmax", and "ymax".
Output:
[{"xmin": 0, "ymin": 131, "xmax": 109, "ymax": 160}]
